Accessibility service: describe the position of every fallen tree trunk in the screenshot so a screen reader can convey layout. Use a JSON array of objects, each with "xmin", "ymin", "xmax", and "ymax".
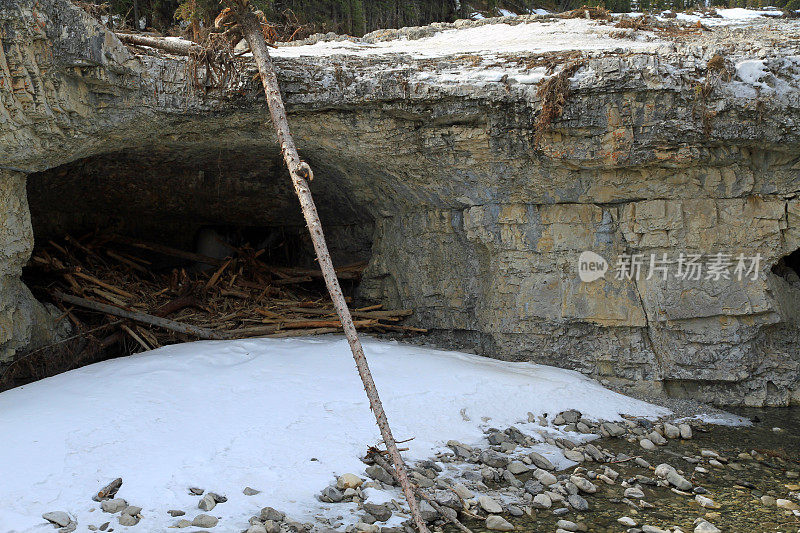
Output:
[
  {"xmin": 53, "ymin": 292, "xmax": 226, "ymax": 340},
  {"xmin": 226, "ymin": 3, "xmax": 430, "ymax": 531},
  {"xmin": 115, "ymin": 33, "xmax": 202, "ymax": 55}
]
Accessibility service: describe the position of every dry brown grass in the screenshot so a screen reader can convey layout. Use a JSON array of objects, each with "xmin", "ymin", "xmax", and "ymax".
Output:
[{"xmin": 535, "ymin": 59, "xmax": 585, "ymax": 144}]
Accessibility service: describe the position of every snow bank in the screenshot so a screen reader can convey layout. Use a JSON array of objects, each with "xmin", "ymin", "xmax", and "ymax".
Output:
[
  {"xmin": 272, "ymin": 20, "xmax": 663, "ymax": 59},
  {"xmin": 0, "ymin": 336, "xmax": 668, "ymax": 532},
  {"xmin": 676, "ymin": 7, "xmax": 784, "ymax": 25}
]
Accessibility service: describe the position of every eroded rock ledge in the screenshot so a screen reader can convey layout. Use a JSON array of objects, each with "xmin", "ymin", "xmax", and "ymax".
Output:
[{"xmin": 1, "ymin": 0, "xmax": 799, "ymax": 405}]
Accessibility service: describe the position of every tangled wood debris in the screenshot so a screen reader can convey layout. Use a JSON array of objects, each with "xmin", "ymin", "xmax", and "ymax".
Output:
[{"xmin": 25, "ymin": 233, "xmax": 423, "ymax": 354}]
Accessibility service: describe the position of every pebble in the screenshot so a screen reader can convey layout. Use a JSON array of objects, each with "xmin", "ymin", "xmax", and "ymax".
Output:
[
  {"xmin": 100, "ymin": 498, "xmax": 127, "ymax": 513},
  {"xmin": 708, "ymin": 459, "xmax": 724, "ymax": 468},
  {"xmin": 247, "ymin": 525, "xmax": 268, "ymax": 533},
  {"xmin": 679, "ymin": 424, "xmax": 693, "ymax": 439},
  {"xmin": 532, "ymin": 494, "xmax": 552, "ymax": 509},
  {"xmin": 260, "ymin": 507, "xmax": 285, "ymax": 522},
  {"xmin": 42, "ymin": 512, "xmax": 72, "ymax": 527},
  {"xmin": 561, "ymin": 410, "xmax": 581, "ymax": 424},
  {"xmin": 192, "ymin": 514, "xmax": 219, "ymax": 528},
  {"xmin": 365, "ymin": 465, "xmax": 394, "ymax": 485},
  {"xmin": 355, "ymin": 522, "xmax": 379, "ymax": 533},
  {"xmin": 485, "ymin": 515, "xmax": 514, "ymax": 531},
  {"xmin": 478, "ymin": 495, "xmax": 503, "ymax": 514},
  {"xmin": 695, "ymin": 495, "xmax": 720, "ymax": 509},
  {"xmin": 168, "ymin": 510, "xmax": 185, "ymax": 516},
  {"xmin": 189, "ymin": 487, "xmax": 204, "ymax": 495},
  {"xmin": 528, "ymin": 452, "xmax": 555, "ymax": 470},
  {"xmin": 663, "ymin": 423, "xmax": 680, "ymax": 439},
  {"xmin": 418, "ymin": 500, "xmax": 438, "ymax": 522},
  {"xmin": 601, "ymin": 422, "xmax": 626, "ymax": 437},
  {"xmin": 639, "ymin": 438, "xmax": 656, "ymax": 451},
  {"xmin": 761, "ymin": 495, "xmax": 776, "ymax": 506},
  {"xmin": 701, "ymin": 450, "xmax": 719, "ymax": 459},
  {"xmin": 176, "ymin": 519, "xmax": 192, "ymax": 528},
  {"xmin": 243, "ymin": 487, "xmax": 261, "ymax": 496},
  {"xmin": 635, "ymin": 457, "xmax": 652, "ymax": 469},
  {"xmin": 618, "ymin": 516, "xmax": 637, "ymax": 526},
  {"xmin": 198, "ymin": 493, "xmax": 216, "ymax": 511},
  {"xmin": 694, "ymin": 521, "xmax": 721, "ymax": 533}
]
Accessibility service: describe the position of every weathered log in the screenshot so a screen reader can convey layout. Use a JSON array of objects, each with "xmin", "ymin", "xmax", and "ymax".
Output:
[
  {"xmin": 228, "ymin": 3, "xmax": 429, "ymax": 531},
  {"xmin": 115, "ymin": 33, "xmax": 202, "ymax": 55},
  {"xmin": 53, "ymin": 292, "xmax": 226, "ymax": 340},
  {"xmin": 113, "ymin": 236, "xmax": 223, "ymax": 266}
]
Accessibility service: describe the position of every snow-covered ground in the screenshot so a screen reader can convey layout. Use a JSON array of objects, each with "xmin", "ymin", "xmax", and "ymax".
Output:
[
  {"xmin": 272, "ymin": 19, "xmax": 664, "ymax": 59},
  {"xmin": 0, "ymin": 336, "xmax": 669, "ymax": 532}
]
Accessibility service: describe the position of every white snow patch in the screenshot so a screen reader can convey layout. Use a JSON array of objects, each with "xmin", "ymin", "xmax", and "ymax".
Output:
[
  {"xmin": 677, "ymin": 412, "xmax": 753, "ymax": 427},
  {"xmin": 272, "ymin": 20, "xmax": 664, "ymax": 59},
  {"xmin": 736, "ymin": 59, "xmax": 768, "ymax": 85},
  {"xmin": 0, "ymin": 336, "xmax": 669, "ymax": 532}
]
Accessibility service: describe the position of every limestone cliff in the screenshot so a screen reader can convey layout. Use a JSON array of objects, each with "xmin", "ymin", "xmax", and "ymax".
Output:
[{"xmin": 1, "ymin": 0, "xmax": 799, "ymax": 405}]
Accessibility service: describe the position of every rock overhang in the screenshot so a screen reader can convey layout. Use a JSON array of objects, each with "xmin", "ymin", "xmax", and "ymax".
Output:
[{"xmin": 2, "ymin": 0, "xmax": 800, "ymax": 405}]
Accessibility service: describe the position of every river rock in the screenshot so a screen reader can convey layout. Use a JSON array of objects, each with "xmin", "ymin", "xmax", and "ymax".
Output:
[
  {"xmin": 679, "ymin": 424, "xmax": 693, "ymax": 439},
  {"xmin": 337, "ymin": 473, "xmax": 363, "ymax": 490},
  {"xmin": 642, "ymin": 526, "xmax": 668, "ymax": 533},
  {"xmin": 777, "ymin": 499, "xmax": 800, "ymax": 511},
  {"xmin": 601, "ymin": 422, "xmax": 626, "ymax": 437},
  {"xmin": 198, "ymin": 493, "xmax": 216, "ymax": 511},
  {"xmin": 193, "ymin": 514, "xmax": 218, "ymax": 528},
  {"xmin": 618, "ymin": 516, "xmax": 637, "ymax": 526},
  {"xmin": 260, "ymin": 507, "xmax": 285, "ymax": 522},
  {"xmin": 647, "ymin": 431, "xmax": 667, "ymax": 446},
  {"xmin": 560, "ymin": 410, "xmax": 581, "ymax": 424},
  {"xmin": 555, "ymin": 519, "xmax": 579, "ymax": 531},
  {"xmin": 663, "ymin": 423, "xmax": 680, "ymax": 439},
  {"xmin": 532, "ymin": 493, "xmax": 552, "ymax": 508},
  {"xmin": 248, "ymin": 525, "xmax": 268, "ymax": 533},
  {"xmin": 507, "ymin": 461, "xmax": 530, "ymax": 475},
  {"xmin": 567, "ymin": 494, "xmax": 588, "ymax": 511},
  {"xmin": 694, "ymin": 521, "xmax": 721, "ymax": 533},
  {"xmin": 695, "ymin": 494, "xmax": 720, "ymax": 508},
  {"xmin": 365, "ymin": 465, "xmax": 394, "ymax": 485},
  {"xmin": 478, "ymin": 495, "xmax": 503, "ymax": 514},
  {"xmin": 418, "ymin": 500, "xmax": 438, "ymax": 522},
  {"xmin": 485, "ymin": 515, "xmax": 514, "ymax": 531},
  {"xmin": 640, "ymin": 438, "xmax": 656, "ymax": 451},
  {"xmin": 118, "ymin": 514, "xmax": 139, "ymax": 526},
  {"xmin": 528, "ymin": 452, "xmax": 554, "ymax": 470},
  {"xmin": 533, "ymin": 468, "xmax": 557, "ymax": 486},
  {"xmin": 569, "ymin": 475, "xmax": 597, "ymax": 493},
  {"xmin": 320, "ymin": 486, "xmax": 343, "ymax": 503},
  {"xmin": 42, "ymin": 512, "xmax": 72, "ymax": 527},
  {"xmin": 624, "ymin": 487, "xmax": 645, "ymax": 499},
  {"xmin": 363, "ymin": 503, "xmax": 392, "ymax": 521},
  {"xmin": 564, "ymin": 449, "xmax": 585, "ymax": 462},
  {"xmin": 453, "ymin": 483, "xmax": 474, "ymax": 499},
  {"xmin": 100, "ymin": 499, "xmax": 127, "ymax": 513},
  {"xmin": 243, "ymin": 487, "xmax": 261, "ymax": 496}
]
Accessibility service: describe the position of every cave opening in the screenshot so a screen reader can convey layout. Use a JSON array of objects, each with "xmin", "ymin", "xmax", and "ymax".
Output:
[
  {"xmin": 771, "ymin": 248, "xmax": 800, "ymax": 288},
  {"xmin": 8, "ymin": 148, "xmax": 380, "ymax": 389}
]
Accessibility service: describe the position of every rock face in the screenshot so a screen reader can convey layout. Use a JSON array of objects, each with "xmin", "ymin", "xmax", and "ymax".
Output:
[{"xmin": 1, "ymin": 0, "xmax": 799, "ymax": 405}]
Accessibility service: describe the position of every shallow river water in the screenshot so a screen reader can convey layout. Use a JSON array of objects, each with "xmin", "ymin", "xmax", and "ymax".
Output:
[{"xmin": 459, "ymin": 408, "xmax": 799, "ymax": 533}]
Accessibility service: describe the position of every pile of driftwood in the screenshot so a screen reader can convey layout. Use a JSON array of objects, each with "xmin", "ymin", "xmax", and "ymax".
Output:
[{"xmin": 27, "ymin": 233, "xmax": 424, "ymax": 353}]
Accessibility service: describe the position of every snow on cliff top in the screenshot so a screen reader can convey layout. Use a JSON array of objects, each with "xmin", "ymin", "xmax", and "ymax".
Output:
[
  {"xmin": 271, "ymin": 19, "xmax": 663, "ymax": 58},
  {"xmin": 0, "ymin": 336, "xmax": 669, "ymax": 532}
]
